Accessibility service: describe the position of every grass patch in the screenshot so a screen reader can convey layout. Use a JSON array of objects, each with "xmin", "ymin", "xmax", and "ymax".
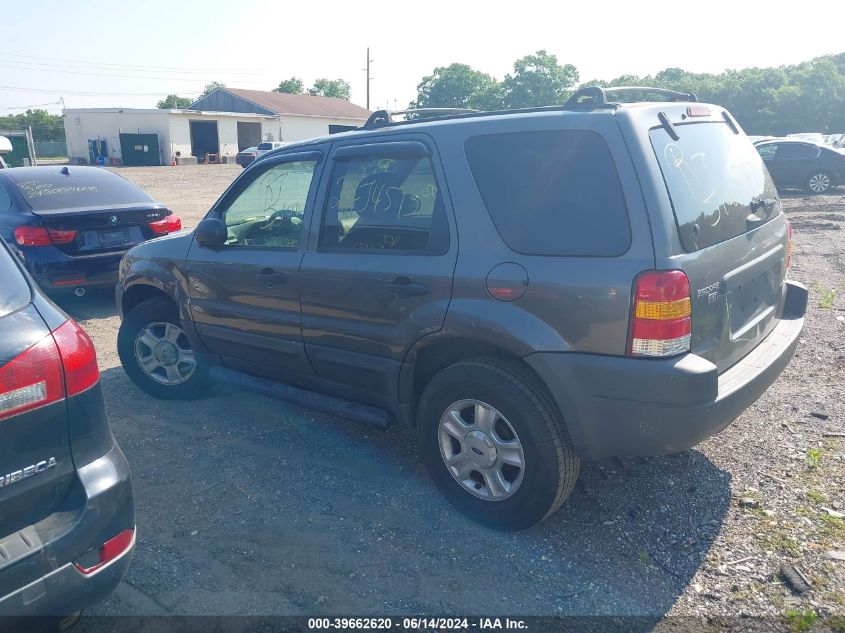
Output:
[
  {"xmin": 817, "ymin": 284, "xmax": 836, "ymax": 309},
  {"xmin": 806, "ymin": 489, "xmax": 827, "ymax": 504},
  {"xmin": 783, "ymin": 609, "xmax": 817, "ymax": 633},
  {"xmin": 761, "ymin": 530, "xmax": 801, "ymax": 557},
  {"xmin": 638, "ymin": 550, "xmax": 649, "ymax": 565},
  {"xmin": 818, "ymin": 513, "xmax": 845, "ymax": 538},
  {"xmin": 828, "ymin": 614, "xmax": 845, "ymax": 632},
  {"xmin": 806, "ymin": 448, "xmax": 822, "ymax": 470}
]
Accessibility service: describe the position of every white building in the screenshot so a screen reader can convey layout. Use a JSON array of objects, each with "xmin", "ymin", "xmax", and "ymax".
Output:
[{"xmin": 63, "ymin": 88, "xmax": 370, "ymax": 166}]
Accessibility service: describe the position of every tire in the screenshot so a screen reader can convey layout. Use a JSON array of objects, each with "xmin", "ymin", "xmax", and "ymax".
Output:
[
  {"xmin": 806, "ymin": 171, "xmax": 832, "ymax": 194},
  {"xmin": 416, "ymin": 358, "xmax": 580, "ymax": 530},
  {"xmin": 117, "ymin": 296, "xmax": 210, "ymax": 399}
]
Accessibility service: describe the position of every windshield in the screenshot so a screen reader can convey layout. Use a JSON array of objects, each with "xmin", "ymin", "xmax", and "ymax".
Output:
[{"xmin": 650, "ymin": 122, "xmax": 780, "ymax": 252}]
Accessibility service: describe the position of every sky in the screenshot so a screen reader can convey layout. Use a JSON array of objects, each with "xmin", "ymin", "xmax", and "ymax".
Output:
[{"xmin": 1, "ymin": 0, "xmax": 843, "ymax": 115}]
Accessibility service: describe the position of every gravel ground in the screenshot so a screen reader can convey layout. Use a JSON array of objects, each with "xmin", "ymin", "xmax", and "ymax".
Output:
[{"xmin": 62, "ymin": 166, "xmax": 843, "ymax": 627}]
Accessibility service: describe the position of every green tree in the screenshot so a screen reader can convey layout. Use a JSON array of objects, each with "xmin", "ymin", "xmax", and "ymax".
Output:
[
  {"xmin": 308, "ymin": 79, "xmax": 351, "ymax": 100},
  {"xmin": 156, "ymin": 94, "xmax": 192, "ymax": 109},
  {"xmin": 199, "ymin": 81, "xmax": 226, "ymax": 99},
  {"xmin": 274, "ymin": 77, "xmax": 305, "ymax": 94},
  {"xmin": 411, "ymin": 63, "xmax": 501, "ymax": 110},
  {"xmin": 502, "ymin": 50, "xmax": 579, "ymax": 108},
  {"xmin": 0, "ymin": 109, "xmax": 64, "ymax": 142}
]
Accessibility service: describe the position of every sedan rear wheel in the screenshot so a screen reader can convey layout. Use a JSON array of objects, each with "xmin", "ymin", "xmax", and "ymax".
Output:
[{"xmin": 807, "ymin": 171, "xmax": 832, "ymax": 194}]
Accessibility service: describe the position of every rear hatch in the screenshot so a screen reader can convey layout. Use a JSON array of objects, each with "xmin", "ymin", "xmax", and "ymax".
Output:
[
  {"xmin": 11, "ymin": 167, "xmax": 168, "ymax": 255},
  {"xmin": 0, "ymin": 242, "xmax": 75, "ymax": 540},
  {"xmin": 647, "ymin": 113, "xmax": 789, "ymax": 372}
]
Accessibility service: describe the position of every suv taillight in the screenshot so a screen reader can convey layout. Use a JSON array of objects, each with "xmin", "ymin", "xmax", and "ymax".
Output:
[
  {"xmin": 629, "ymin": 270, "xmax": 691, "ymax": 358},
  {"xmin": 0, "ymin": 333, "xmax": 65, "ymax": 421},
  {"xmin": 14, "ymin": 226, "xmax": 77, "ymax": 246},
  {"xmin": 0, "ymin": 319, "xmax": 98, "ymax": 421},
  {"xmin": 52, "ymin": 320, "xmax": 100, "ymax": 395}
]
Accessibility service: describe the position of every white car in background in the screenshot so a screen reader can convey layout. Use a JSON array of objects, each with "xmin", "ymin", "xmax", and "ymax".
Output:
[
  {"xmin": 235, "ymin": 141, "xmax": 289, "ymax": 168},
  {"xmin": 0, "ymin": 135, "xmax": 11, "ymax": 168}
]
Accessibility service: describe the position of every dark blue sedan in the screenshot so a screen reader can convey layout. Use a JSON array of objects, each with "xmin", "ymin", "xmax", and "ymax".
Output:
[{"xmin": 0, "ymin": 166, "xmax": 182, "ymax": 295}]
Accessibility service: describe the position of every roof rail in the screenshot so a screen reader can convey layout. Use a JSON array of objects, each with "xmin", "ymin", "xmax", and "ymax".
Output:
[
  {"xmin": 362, "ymin": 107, "xmax": 478, "ymax": 129},
  {"xmin": 564, "ymin": 86, "xmax": 699, "ymax": 108}
]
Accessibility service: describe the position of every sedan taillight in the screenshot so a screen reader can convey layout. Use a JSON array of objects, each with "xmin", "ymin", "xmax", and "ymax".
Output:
[
  {"xmin": 14, "ymin": 226, "xmax": 77, "ymax": 246},
  {"xmin": 149, "ymin": 214, "xmax": 182, "ymax": 235}
]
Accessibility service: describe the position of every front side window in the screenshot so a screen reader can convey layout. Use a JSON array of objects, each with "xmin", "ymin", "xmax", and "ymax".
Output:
[
  {"xmin": 319, "ymin": 152, "xmax": 447, "ymax": 252},
  {"xmin": 756, "ymin": 144, "xmax": 777, "ymax": 160},
  {"xmin": 220, "ymin": 160, "xmax": 317, "ymax": 248}
]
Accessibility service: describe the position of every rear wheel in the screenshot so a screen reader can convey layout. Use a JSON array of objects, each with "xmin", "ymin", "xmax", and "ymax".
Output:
[
  {"xmin": 416, "ymin": 358, "xmax": 579, "ymax": 530},
  {"xmin": 117, "ymin": 296, "xmax": 210, "ymax": 399},
  {"xmin": 806, "ymin": 171, "xmax": 832, "ymax": 194}
]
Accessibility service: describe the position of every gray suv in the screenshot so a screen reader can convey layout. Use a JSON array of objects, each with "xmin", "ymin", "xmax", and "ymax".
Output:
[{"xmin": 115, "ymin": 87, "xmax": 807, "ymax": 530}]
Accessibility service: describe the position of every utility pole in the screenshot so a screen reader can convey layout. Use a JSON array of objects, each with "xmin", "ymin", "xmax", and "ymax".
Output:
[{"xmin": 364, "ymin": 48, "xmax": 373, "ymax": 110}]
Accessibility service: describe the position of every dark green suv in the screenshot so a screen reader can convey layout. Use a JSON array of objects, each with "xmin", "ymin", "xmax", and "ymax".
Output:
[{"xmin": 115, "ymin": 87, "xmax": 807, "ymax": 530}]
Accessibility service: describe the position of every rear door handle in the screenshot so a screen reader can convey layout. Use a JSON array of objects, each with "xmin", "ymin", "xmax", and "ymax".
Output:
[
  {"xmin": 255, "ymin": 268, "xmax": 287, "ymax": 285},
  {"xmin": 386, "ymin": 277, "xmax": 428, "ymax": 297}
]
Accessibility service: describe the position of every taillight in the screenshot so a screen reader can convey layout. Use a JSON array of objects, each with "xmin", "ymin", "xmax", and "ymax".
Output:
[
  {"xmin": 74, "ymin": 528, "xmax": 134, "ymax": 575},
  {"xmin": 149, "ymin": 214, "xmax": 182, "ymax": 235},
  {"xmin": 0, "ymin": 334, "xmax": 65, "ymax": 421},
  {"xmin": 14, "ymin": 226, "xmax": 77, "ymax": 246},
  {"xmin": 52, "ymin": 320, "xmax": 100, "ymax": 396},
  {"xmin": 629, "ymin": 270, "xmax": 691, "ymax": 358},
  {"xmin": 0, "ymin": 319, "xmax": 98, "ymax": 421},
  {"xmin": 786, "ymin": 221, "xmax": 793, "ymax": 270}
]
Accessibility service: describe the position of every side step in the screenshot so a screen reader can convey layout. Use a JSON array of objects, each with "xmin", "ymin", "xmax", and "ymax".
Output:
[{"xmin": 209, "ymin": 366, "xmax": 392, "ymax": 429}]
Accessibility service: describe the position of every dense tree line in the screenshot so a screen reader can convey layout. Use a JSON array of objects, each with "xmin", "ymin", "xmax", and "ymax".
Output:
[
  {"xmin": 0, "ymin": 109, "xmax": 64, "ymax": 142},
  {"xmin": 412, "ymin": 52, "xmax": 845, "ymax": 135}
]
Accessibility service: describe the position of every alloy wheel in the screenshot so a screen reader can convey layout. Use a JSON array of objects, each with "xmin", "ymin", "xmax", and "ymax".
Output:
[
  {"xmin": 438, "ymin": 399, "xmax": 525, "ymax": 500},
  {"xmin": 134, "ymin": 322, "xmax": 197, "ymax": 385}
]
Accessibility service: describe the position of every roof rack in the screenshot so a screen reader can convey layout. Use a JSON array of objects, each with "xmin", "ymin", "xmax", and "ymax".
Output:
[
  {"xmin": 363, "ymin": 107, "xmax": 478, "ymax": 129},
  {"xmin": 355, "ymin": 86, "xmax": 699, "ymax": 131},
  {"xmin": 564, "ymin": 86, "xmax": 698, "ymax": 108}
]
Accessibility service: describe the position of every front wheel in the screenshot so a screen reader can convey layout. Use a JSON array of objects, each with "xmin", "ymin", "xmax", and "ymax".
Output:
[
  {"xmin": 416, "ymin": 358, "xmax": 580, "ymax": 530},
  {"xmin": 806, "ymin": 171, "xmax": 832, "ymax": 194},
  {"xmin": 117, "ymin": 296, "xmax": 210, "ymax": 399}
]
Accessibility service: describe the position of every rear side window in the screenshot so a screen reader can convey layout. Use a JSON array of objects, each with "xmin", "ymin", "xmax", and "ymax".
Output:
[
  {"xmin": 0, "ymin": 241, "xmax": 30, "ymax": 317},
  {"xmin": 465, "ymin": 130, "xmax": 631, "ymax": 257},
  {"xmin": 258, "ymin": 143, "xmax": 272, "ymax": 150},
  {"xmin": 777, "ymin": 143, "xmax": 819, "ymax": 159},
  {"xmin": 650, "ymin": 122, "xmax": 779, "ymax": 252},
  {"xmin": 11, "ymin": 170, "xmax": 151, "ymax": 212}
]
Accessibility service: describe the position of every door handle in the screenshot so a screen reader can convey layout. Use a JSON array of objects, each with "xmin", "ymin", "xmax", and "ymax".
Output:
[
  {"xmin": 255, "ymin": 268, "xmax": 287, "ymax": 285},
  {"xmin": 386, "ymin": 277, "xmax": 428, "ymax": 297}
]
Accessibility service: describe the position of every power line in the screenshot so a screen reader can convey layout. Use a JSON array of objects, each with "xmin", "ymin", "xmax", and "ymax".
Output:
[
  {"xmin": 0, "ymin": 50, "xmax": 267, "ymax": 75},
  {"xmin": 0, "ymin": 84, "xmax": 202, "ymax": 96},
  {"xmin": 0, "ymin": 101, "xmax": 62, "ymax": 111},
  {"xmin": 0, "ymin": 61, "xmax": 256, "ymax": 84}
]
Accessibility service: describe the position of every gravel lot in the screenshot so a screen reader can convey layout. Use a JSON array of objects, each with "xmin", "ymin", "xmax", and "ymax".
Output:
[{"xmin": 62, "ymin": 166, "xmax": 843, "ymax": 626}]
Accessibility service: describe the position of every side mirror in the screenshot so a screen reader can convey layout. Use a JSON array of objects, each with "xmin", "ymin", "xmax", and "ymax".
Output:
[{"xmin": 195, "ymin": 217, "xmax": 228, "ymax": 247}]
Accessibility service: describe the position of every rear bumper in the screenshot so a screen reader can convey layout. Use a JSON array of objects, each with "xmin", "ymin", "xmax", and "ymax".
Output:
[
  {"xmin": 0, "ymin": 444, "xmax": 135, "ymax": 617},
  {"xmin": 23, "ymin": 247, "xmax": 125, "ymax": 291},
  {"xmin": 526, "ymin": 280, "xmax": 807, "ymax": 461}
]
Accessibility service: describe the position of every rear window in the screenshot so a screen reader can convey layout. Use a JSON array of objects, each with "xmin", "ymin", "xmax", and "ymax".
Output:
[
  {"xmin": 650, "ymin": 122, "xmax": 779, "ymax": 252},
  {"xmin": 0, "ymin": 240, "xmax": 30, "ymax": 317},
  {"xmin": 13, "ymin": 170, "xmax": 151, "ymax": 212},
  {"xmin": 465, "ymin": 130, "xmax": 631, "ymax": 257}
]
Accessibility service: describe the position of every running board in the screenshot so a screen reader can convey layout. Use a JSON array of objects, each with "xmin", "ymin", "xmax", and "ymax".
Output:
[{"xmin": 209, "ymin": 366, "xmax": 392, "ymax": 429}]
